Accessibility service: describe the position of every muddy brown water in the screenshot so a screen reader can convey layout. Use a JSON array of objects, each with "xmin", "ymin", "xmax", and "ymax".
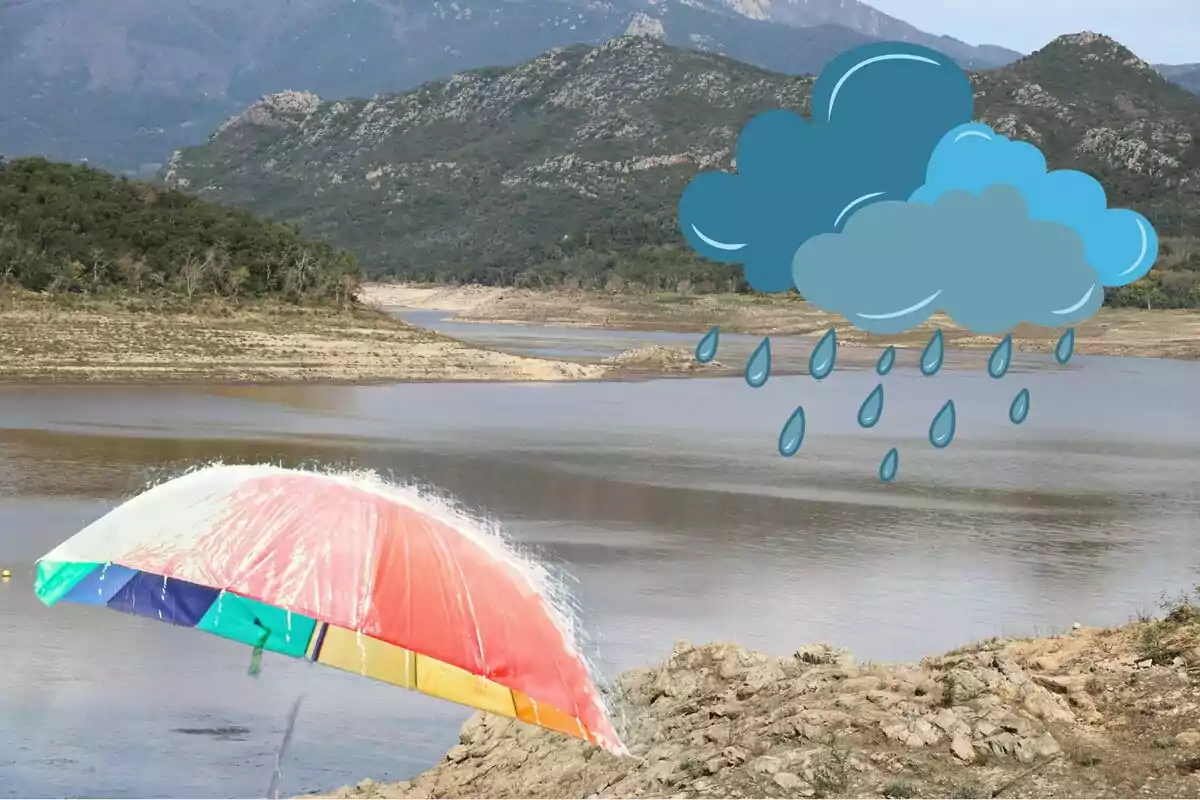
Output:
[{"xmin": 2, "ymin": 313, "xmax": 1199, "ymax": 797}]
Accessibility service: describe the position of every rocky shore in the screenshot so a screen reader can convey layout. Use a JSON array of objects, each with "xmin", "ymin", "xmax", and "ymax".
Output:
[{"xmin": 320, "ymin": 602, "xmax": 1200, "ymax": 799}]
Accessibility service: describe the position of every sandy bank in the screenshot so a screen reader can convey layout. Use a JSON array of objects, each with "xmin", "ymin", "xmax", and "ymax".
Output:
[
  {"xmin": 364, "ymin": 283, "xmax": 1200, "ymax": 361},
  {"xmin": 0, "ymin": 293, "xmax": 606, "ymax": 384},
  {"xmin": 317, "ymin": 603, "xmax": 1200, "ymax": 799}
]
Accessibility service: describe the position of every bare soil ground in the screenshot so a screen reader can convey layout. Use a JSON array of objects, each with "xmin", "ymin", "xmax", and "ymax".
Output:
[
  {"xmin": 364, "ymin": 283, "xmax": 1200, "ymax": 361},
  {"xmin": 0, "ymin": 292, "xmax": 606, "ymax": 384},
  {"xmin": 317, "ymin": 595, "xmax": 1200, "ymax": 800}
]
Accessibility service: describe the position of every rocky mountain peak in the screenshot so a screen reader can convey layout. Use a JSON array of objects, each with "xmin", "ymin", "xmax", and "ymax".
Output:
[
  {"xmin": 625, "ymin": 12, "xmax": 667, "ymax": 39},
  {"xmin": 214, "ymin": 90, "xmax": 323, "ymax": 137},
  {"xmin": 1040, "ymin": 31, "xmax": 1154, "ymax": 72}
]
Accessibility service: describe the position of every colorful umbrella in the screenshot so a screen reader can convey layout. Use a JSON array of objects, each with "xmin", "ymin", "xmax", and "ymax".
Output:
[{"xmin": 34, "ymin": 464, "xmax": 625, "ymax": 754}]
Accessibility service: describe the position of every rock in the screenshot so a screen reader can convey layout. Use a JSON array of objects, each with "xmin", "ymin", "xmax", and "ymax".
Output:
[
  {"xmin": 798, "ymin": 722, "xmax": 826, "ymax": 741},
  {"xmin": 1033, "ymin": 674, "xmax": 1088, "ymax": 695},
  {"xmin": 913, "ymin": 718, "xmax": 943, "ymax": 746},
  {"xmin": 1034, "ymin": 654, "xmax": 1065, "ymax": 672},
  {"xmin": 867, "ymin": 690, "xmax": 905, "ymax": 710},
  {"xmin": 1066, "ymin": 690, "xmax": 1103, "ymax": 724},
  {"xmin": 835, "ymin": 693, "xmax": 864, "ymax": 710},
  {"xmin": 930, "ymin": 708, "xmax": 971, "ymax": 738},
  {"xmin": 881, "ymin": 721, "xmax": 930, "ymax": 749},
  {"xmin": 723, "ymin": 746, "xmax": 749, "ymax": 765},
  {"xmin": 1020, "ymin": 688, "xmax": 1076, "ymax": 724},
  {"xmin": 712, "ymin": 699, "xmax": 745, "ymax": 718},
  {"xmin": 983, "ymin": 731, "xmax": 1020, "ymax": 758},
  {"xmin": 1030, "ymin": 732, "xmax": 1062, "ymax": 759},
  {"xmin": 704, "ymin": 722, "xmax": 732, "ymax": 744},
  {"xmin": 997, "ymin": 714, "xmax": 1036, "ymax": 736},
  {"xmin": 752, "ymin": 755, "xmax": 783, "ymax": 775},
  {"xmin": 971, "ymin": 694, "xmax": 1003, "ymax": 711},
  {"xmin": 795, "ymin": 643, "xmax": 855, "ymax": 668},
  {"xmin": 774, "ymin": 772, "xmax": 805, "ymax": 790},
  {"xmin": 842, "ymin": 676, "xmax": 884, "ymax": 693},
  {"xmin": 1177, "ymin": 730, "xmax": 1200, "ymax": 748},
  {"xmin": 945, "ymin": 669, "xmax": 987, "ymax": 700},
  {"xmin": 741, "ymin": 662, "xmax": 788, "ymax": 692},
  {"xmin": 951, "ymin": 734, "xmax": 976, "ymax": 762},
  {"xmin": 995, "ymin": 656, "xmax": 1027, "ymax": 680},
  {"xmin": 975, "ymin": 721, "xmax": 1000, "ymax": 738}
]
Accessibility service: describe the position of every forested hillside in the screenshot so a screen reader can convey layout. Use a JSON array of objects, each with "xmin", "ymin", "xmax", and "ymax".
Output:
[{"xmin": 0, "ymin": 158, "xmax": 359, "ymax": 303}]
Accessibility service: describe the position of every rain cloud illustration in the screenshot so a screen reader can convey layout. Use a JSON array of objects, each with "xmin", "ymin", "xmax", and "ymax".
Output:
[{"xmin": 676, "ymin": 41, "xmax": 1160, "ymax": 483}]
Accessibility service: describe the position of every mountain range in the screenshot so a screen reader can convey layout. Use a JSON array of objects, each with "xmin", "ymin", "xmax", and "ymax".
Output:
[
  {"xmin": 1158, "ymin": 63, "xmax": 1200, "ymax": 95},
  {"xmin": 162, "ymin": 31, "xmax": 1200, "ymax": 291},
  {"xmin": 4, "ymin": 0, "xmax": 1177, "ymax": 175}
]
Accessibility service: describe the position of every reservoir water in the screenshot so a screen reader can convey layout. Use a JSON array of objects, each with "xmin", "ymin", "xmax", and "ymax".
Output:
[{"xmin": 2, "ymin": 312, "xmax": 1198, "ymax": 797}]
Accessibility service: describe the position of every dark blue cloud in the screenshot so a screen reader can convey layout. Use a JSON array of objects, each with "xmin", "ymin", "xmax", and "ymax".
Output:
[{"xmin": 677, "ymin": 42, "xmax": 974, "ymax": 293}]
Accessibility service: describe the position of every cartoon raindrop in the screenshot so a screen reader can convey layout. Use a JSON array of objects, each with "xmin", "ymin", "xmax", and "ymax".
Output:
[
  {"xmin": 745, "ymin": 337, "xmax": 772, "ymax": 388},
  {"xmin": 1054, "ymin": 328, "xmax": 1076, "ymax": 365},
  {"xmin": 928, "ymin": 400, "xmax": 956, "ymax": 449},
  {"xmin": 876, "ymin": 346, "xmax": 896, "ymax": 376},
  {"xmin": 920, "ymin": 329, "xmax": 945, "ymax": 376},
  {"xmin": 778, "ymin": 407, "xmax": 806, "ymax": 457},
  {"xmin": 987, "ymin": 334, "xmax": 1013, "ymax": 379},
  {"xmin": 809, "ymin": 328, "xmax": 838, "ymax": 380},
  {"xmin": 695, "ymin": 325, "xmax": 720, "ymax": 363},
  {"xmin": 878, "ymin": 447, "xmax": 899, "ymax": 483},
  {"xmin": 1009, "ymin": 388, "xmax": 1030, "ymax": 425},
  {"xmin": 857, "ymin": 383, "xmax": 885, "ymax": 429}
]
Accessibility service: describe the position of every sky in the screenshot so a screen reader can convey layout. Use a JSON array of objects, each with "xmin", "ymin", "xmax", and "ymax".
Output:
[{"xmin": 867, "ymin": 0, "xmax": 1199, "ymax": 64}]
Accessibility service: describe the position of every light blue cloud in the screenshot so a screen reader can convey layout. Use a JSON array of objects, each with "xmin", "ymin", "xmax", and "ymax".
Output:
[
  {"xmin": 792, "ymin": 185, "xmax": 1103, "ymax": 335},
  {"xmin": 909, "ymin": 123, "xmax": 1158, "ymax": 286}
]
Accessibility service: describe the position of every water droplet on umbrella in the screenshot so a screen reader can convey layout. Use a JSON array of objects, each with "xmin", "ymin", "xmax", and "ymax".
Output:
[
  {"xmin": 745, "ymin": 337, "xmax": 771, "ymax": 388},
  {"xmin": 778, "ymin": 407, "xmax": 806, "ymax": 457},
  {"xmin": 695, "ymin": 325, "xmax": 719, "ymax": 363},
  {"xmin": 879, "ymin": 447, "xmax": 900, "ymax": 482},
  {"xmin": 1055, "ymin": 328, "xmax": 1075, "ymax": 365},
  {"xmin": 920, "ymin": 329, "xmax": 945, "ymax": 376},
  {"xmin": 876, "ymin": 346, "xmax": 896, "ymax": 376},
  {"xmin": 928, "ymin": 400, "xmax": 956, "ymax": 449},
  {"xmin": 809, "ymin": 328, "xmax": 837, "ymax": 380},
  {"xmin": 1009, "ymin": 388, "xmax": 1030, "ymax": 424},
  {"xmin": 987, "ymin": 334, "xmax": 1013, "ymax": 379},
  {"xmin": 857, "ymin": 383, "xmax": 885, "ymax": 428}
]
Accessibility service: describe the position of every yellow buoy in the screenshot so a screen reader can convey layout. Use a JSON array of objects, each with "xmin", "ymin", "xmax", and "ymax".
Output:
[{"xmin": 0, "ymin": 569, "xmax": 10, "ymax": 579}]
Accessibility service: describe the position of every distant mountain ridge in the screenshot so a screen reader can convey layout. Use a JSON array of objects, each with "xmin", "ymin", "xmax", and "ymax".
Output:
[
  {"xmin": 163, "ymin": 31, "xmax": 1200, "ymax": 297},
  {"xmin": 0, "ymin": 0, "xmax": 1026, "ymax": 174},
  {"xmin": 709, "ymin": 0, "xmax": 1024, "ymax": 66},
  {"xmin": 1158, "ymin": 63, "xmax": 1200, "ymax": 94}
]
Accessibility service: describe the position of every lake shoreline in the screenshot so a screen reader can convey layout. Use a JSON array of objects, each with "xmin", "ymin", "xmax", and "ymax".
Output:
[
  {"xmin": 0, "ymin": 292, "xmax": 730, "ymax": 384},
  {"xmin": 6, "ymin": 284, "xmax": 1199, "ymax": 386},
  {"xmin": 0, "ymin": 292, "xmax": 616, "ymax": 385},
  {"xmin": 316, "ymin": 604, "xmax": 1200, "ymax": 799},
  {"xmin": 363, "ymin": 282, "xmax": 1200, "ymax": 362}
]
